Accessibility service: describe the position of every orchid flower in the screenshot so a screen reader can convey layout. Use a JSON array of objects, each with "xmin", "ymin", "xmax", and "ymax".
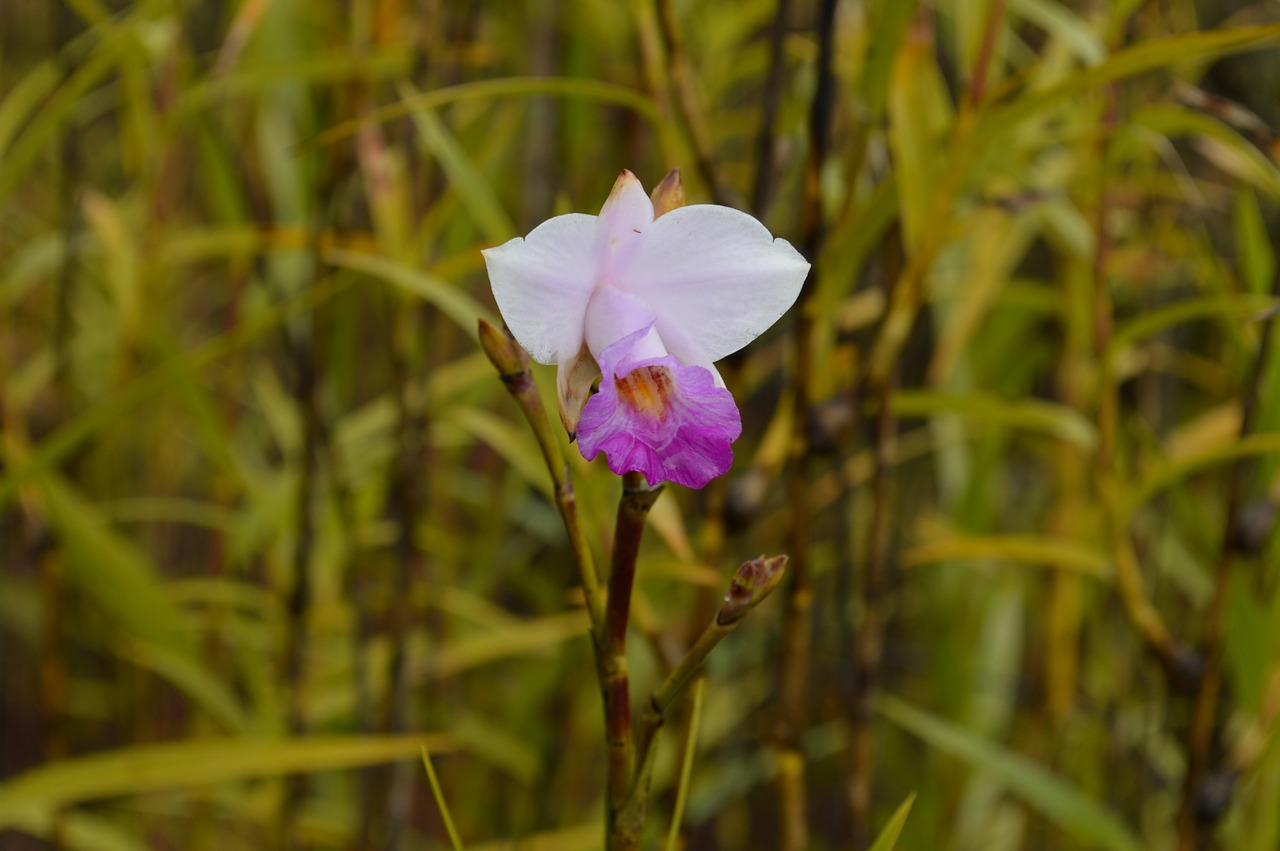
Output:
[{"xmin": 482, "ymin": 170, "xmax": 809, "ymax": 488}]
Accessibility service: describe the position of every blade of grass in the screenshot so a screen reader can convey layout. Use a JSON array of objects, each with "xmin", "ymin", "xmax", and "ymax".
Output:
[
  {"xmin": 664, "ymin": 677, "xmax": 705, "ymax": 851},
  {"xmin": 900, "ymin": 534, "xmax": 1111, "ymax": 579},
  {"xmin": 399, "ymin": 84, "xmax": 516, "ymax": 246},
  {"xmin": 34, "ymin": 473, "xmax": 195, "ymax": 657},
  {"xmin": 422, "ymin": 745, "xmax": 466, "ymax": 851},
  {"xmin": 877, "ymin": 695, "xmax": 1144, "ymax": 851},
  {"xmin": 868, "ymin": 792, "xmax": 916, "ymax": 851},
  {"xmin": 890, "ymin": 391, "xmax": 1098, "ymax": 449},
  {"xmin": 0, "ymin": 60, "xmax": 60, "ymax": 158},
  {"xmin": 0, "ymin": 734, "xmax": 457, "ymax": 831},
  {"xmin": 322, "ymin": 247, "xmax": 495, "ymax": 336}
]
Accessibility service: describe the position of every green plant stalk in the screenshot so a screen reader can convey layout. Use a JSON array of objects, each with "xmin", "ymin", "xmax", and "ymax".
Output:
[
  {"xmin": 605, "ymin": 471, "xmax": 663, "ymax": 850},
  {"xmin": 621, "ymin": 555, "xmax": 789, "ymax": 848},
  {"xmin": 479, "ymin": 320, "xmax": 605, "ymax": 632},
  {"xmin": 664, "ymin": 677, "xmax": 705, "ymax": 851}
]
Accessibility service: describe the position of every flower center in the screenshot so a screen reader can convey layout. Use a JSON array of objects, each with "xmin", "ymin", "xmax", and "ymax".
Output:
[{"xmin": 614, "ymin": 365, "xmax": 673, "ymax": 420}]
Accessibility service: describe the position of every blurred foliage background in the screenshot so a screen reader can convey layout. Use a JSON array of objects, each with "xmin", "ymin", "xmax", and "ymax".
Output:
[{"xmin": 5, "ymin": 0, "xmax": 1280, "ymax": 849}]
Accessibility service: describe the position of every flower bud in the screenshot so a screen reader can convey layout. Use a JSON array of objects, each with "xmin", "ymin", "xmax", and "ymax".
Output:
[
  {"xmin": 718, "ymin": 554, "xmax": 788, "ymax": 625},
  {"xmin": 478, "ymin": 318, "xmax": 529, "ymax": 377},
  {"xmin": 650, "ymin": 169, "xmax": 685, "ymax": 218}
]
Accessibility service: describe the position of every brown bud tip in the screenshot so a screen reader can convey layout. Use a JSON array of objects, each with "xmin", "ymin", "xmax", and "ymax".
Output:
[
  {"xmin": 718, "ymin": 554, "xmax": 788, "ymax": 625},
  {"xmin": 478, "ymin": 318, "xmax": 528, "ymax": 376},
  {"xmin": 650, "ymin": 169, "xmax": 685, "ymax": 218}
]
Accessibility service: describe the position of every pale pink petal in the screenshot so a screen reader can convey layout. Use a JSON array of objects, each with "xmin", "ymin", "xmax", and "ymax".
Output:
[
  {"xmin": 576, "ymin": 333, "xmax": 742, "ymax": 489},
  {"xmin": 612, "ymin": 204, "xmax": 810, "ymax": 365},
  {"xmin": 583, "ymin": 285, "xmax": 659, "ymax": 360},
  {"xmin": 482, "ymin": 212, "xmax": 598, "ymax": 365},
  {"xmin": 595, "ymin": 170, "xmax": 654, "ymax": 282}
]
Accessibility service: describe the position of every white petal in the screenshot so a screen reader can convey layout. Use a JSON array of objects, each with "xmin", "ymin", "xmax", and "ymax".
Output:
[
  {"xmin": 595, "ymin": 170, "xmax": 654, "ymax": 281},
  {"xmin": 482, "ymin": 212, "xmax": 598, "ymax": 365},
  {"xmin": 613, "ymin": 205, "xmax": 810, "ymax": 365},
  {"xmin": 583, "ymin": 285, "xmax": 659, "ymax": 358}
]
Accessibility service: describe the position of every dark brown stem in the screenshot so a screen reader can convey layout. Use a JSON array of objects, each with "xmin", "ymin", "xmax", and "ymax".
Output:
[
  {"xmin": 607, "ymin": 472, "xmax": 660, "ymax": 655},
  {"xmin": 521, "ymin": 0, "xmax": 562, "ymax": 227},
  {"xmin": 367, "ymin": 301, "xmax": 431, "ymax": 849},
  {"xmin": 654, "ymin": 0, "xmax": 734, "ymax": 205},
  {"xmin": 776, "ymin": 1, "xmax": 837, "ymax": 848},
  {"xmin": 751, "ymin": 0, "xmax": 794, "ymax": 217},
  {"xmin": 604, "ymin": 471, "xmax": 662, "ymax": 849},
  {"xmin": 280, "ymin": 307, "xmax": 319, "ymax": 849},
  {"xmin": 281, "ymin": 112, "xmax": 348, "ymax": 849},
  {"xmin": 1176, "ymin": 268, "xmax": 1280, "ymax": 849},
  {"xmin": 41, "ymin": 0, "xmax": 80, "ymax": 783},
  {"xmin": 848, "ymin": 246, "xmax": 901, "ymax": 849}
]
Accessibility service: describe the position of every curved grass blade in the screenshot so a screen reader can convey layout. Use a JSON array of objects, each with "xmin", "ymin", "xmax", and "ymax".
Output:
[
  {"xmin": 901, "ymin": 535, "xmax": 1111, "ymax": 579},
  {"xmin": 890, "ymin": 391, "xmax": 1098, "ymax": 449},
  {"xmin": 322, "ymin": 247, "xmax": 495, "ymax": 336},
  {"xmin": 664, "ymin": 677, "xmax": 705, "ymax": 851},
  {"xmin": 422, "ymin": 744, "xmax": 466, "ymax": 851},
  {"xmin": 35, "ymin": 474, "xmax": 195, "ymax": 658},
  {"xmin": 868, "ymin": 792, "xmax": 916, "ymax": 851},
  {"xmin": 0, "ymin": 734, "xmax": 455, "ymax": 832},
  {"xmin": 877, "ymin": 695, "xmax": 1144, "ymax": 851}
]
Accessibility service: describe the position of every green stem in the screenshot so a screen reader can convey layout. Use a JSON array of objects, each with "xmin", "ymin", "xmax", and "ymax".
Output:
[
  {"xmin": 622, "ymin": 555, "xmax": 788, "ymax": 846},
  {"xmin": 479, "ymin": 320, "xmax": 605, "ymax": 632}
]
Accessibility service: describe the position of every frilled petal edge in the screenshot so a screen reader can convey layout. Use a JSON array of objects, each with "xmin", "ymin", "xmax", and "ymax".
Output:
[{"xmin": 576, "ymin": 330, "xmax": 742, "ymax": 488}]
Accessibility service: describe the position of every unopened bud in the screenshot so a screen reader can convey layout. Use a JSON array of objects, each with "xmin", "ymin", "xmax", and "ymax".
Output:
[
  {"xmin": 478, "ymin": 318, "xmax": 529, "ymax": 377},
  {"xmin": 650, "ymin": 169, "xmax": 685, "ymax": 218},
  {"xmin": 718, "ymin": 554, "xmax": 788, "ymax": 625}
]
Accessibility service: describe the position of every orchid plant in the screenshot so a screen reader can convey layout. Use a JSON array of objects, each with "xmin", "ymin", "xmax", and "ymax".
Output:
[{"xmin": 479, "ymin": 170, "xmax": 804, "ymax": 849}]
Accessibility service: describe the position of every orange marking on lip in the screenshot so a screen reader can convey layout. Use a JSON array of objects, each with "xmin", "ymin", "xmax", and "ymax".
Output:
[{"xmin": 615, "ymin": 366, "xmax": 673, "ymax": 419}]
